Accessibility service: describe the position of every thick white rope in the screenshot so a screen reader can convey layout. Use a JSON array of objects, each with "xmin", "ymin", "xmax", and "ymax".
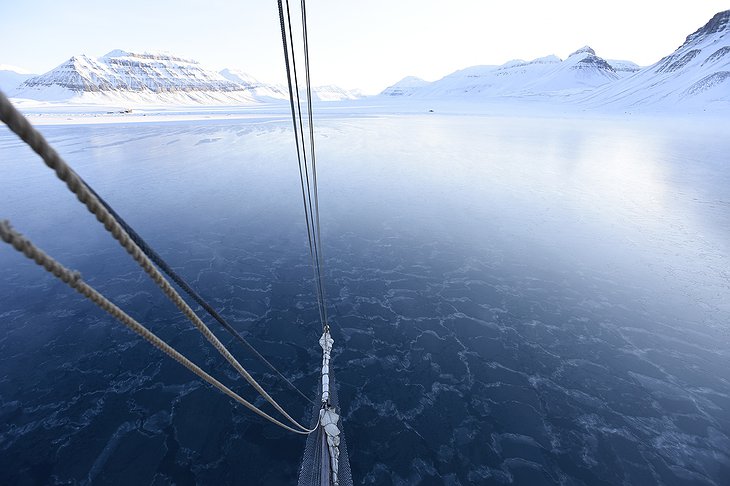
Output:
[{"xmin": 319, "ymin": 327, "xmax": 340, "ymax": 484}]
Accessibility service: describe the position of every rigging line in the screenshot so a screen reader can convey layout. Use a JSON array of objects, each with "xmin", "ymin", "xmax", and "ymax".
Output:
[
  {"xmin": 299, "ymin": 0, "xmax": 329, "ymax": 329},
  {"xmin": 0, "ymin": 221, "xmax": 314, "ymax": 435},
  {"xmin": 278, "ymin": 0, "xmax": 326, "ymax": 327},
  {"xmin": 81, "ymin": 180, "xmax": 315, "ymax": 406},
  {"xmin": 279, "ymin": 0, "xmax": 321, "ymax": 324},
  {"xmin": 285, "ymin": 0, "xmax": 328, "ymax": 328},
  {"xmin": 277, "ymin": 0, "xmax": 316, "ymax": 281},
  {"xmin": 284, "ymin": 0, "xmax": 327, "ymax": 325},
  {"xmin": 277, "ymin": 1, "xmax": 316, "ymax": 273},
  {"xmin": 0, "ymin": 90, "xmax": 312, "ymax": 433}
]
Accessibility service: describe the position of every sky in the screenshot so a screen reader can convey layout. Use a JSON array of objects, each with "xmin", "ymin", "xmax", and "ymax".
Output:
[{"xmin": 0, "ymin": 0, "xmax": 728, "ymax": 94}]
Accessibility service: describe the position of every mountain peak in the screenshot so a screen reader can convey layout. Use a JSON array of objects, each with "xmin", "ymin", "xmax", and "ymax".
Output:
[
  {"xmin": 686, "ymin": 10, "xmax": 730, "ymax": 43},
  {"xmin": 569, "ymin": 46, "xmax": 596, "ymax": 58},
  {"xmin": 101, "ymin": 50, "xmax": 198, "ymax": 64},
  {"xmin": 220, "ymin": 68, "xmax": 260, "ymax": 86},
  {"xmin": 102, "ymin": 49, "xmax": 131, "ymax": 58},
  {"xmin": 655, "ymin": 10, "xmax": 730, "ymax": 74},
  {"xmin": 565, "ymin": 47, "xmax": 615, "ymax": 74},
  {"xmin": 218, "ymin": 68, "xmax": 288, "ymax": 99},
  {"xmin": 393, "ymin": 76, "xmax": 429, "ymax": 87},
  {"xmin": 0, "ymin": 64, "xmax": 31, "ymax": 74},
  {"xmin": 381, "ymin": 76, "xmax": 430, "ymax": 96},
  {"xmin": 67, "ymin": 54, "xmax": 95, "ymax": 63}
]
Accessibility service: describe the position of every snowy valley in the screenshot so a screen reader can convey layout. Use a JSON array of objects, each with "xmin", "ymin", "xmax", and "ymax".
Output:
[{"xmin": 1, "ymin": 10, "xmax": 728, "ymax": 115}]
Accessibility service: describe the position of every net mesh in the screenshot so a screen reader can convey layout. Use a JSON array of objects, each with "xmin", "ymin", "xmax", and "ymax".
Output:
[{"xmin": 297, "ymin": 366, "xmax": 353, "ymax": 486}]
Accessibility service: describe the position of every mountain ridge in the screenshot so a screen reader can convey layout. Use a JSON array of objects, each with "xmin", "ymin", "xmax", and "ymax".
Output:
[
  {"xmin": 379, "ymin": 10, "xmax": 730, "ymax": 111},
  {"xmin": 4, "ymin": 10, "xmax": 729, "ymax": 112},
  {"xmin": 581, "ymin": 9, "xmax": 730, "ymax": 109},
  {"xmin": 0, "ymin": 65, "xmax": 33, "ymax": 93},
  {"xmin": 13, "ymin": 50, "xmax": 255, "ymax": 104},
  {"xmin": 10, "ymin": 50, "xmax": 360, "ymax": 104},
  {"xmin": 381, "ymin": 45, "xmax": 623, "ymax": 98}
]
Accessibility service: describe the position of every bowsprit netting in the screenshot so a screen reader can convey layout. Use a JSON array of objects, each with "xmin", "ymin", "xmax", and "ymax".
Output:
[
  {"xmin": 277, "ymin": 0, "xmax": 352, "ymax": 484},
  {"xmin": 298, "ymin": 365, "xmax": 353, "ymax": 486}
]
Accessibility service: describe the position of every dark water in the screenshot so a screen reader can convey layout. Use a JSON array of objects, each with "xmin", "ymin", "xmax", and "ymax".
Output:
[{"xmin": 1, "ymin": 114, "xmax": 729, "ymax": 485}]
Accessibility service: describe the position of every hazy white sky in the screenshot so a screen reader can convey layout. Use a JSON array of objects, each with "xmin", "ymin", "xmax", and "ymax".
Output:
[{"xmin": 1, "ymin": 1, "xmax": 727, "ymax": 94}]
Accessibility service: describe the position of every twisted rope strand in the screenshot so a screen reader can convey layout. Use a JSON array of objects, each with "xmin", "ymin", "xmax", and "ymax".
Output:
[
  {"xmin": 0, "ymin": 220, "xmax": 312, "ymax": 434},
  {"xmin": 0, "ymin": 90, "xmax": 313, "ymax": 433}
]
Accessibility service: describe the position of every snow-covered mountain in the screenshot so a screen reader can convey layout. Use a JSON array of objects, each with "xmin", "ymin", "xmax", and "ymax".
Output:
[
  {"xmin": 381, "ymin": 76, "xmax": 430, "ymax": 96},
  {"xmin": 381, "ymin": 46, "xmax": 623, "ymax": 98},
  {"xmin": 13, "ymin": 51, "xmax": 258, "ymax": 104},
  {"xmin": 606, "ymin": 60, "xmax": 642, "ymax": 77},
  {"xmin": 308, "ymin": 84, "xmax": 360, "ymax": 101},
  {"xmin": 10, "ymin": 50, "xmax": 360, "ymax": 105},
  {"xmin": 380, "ymin": 10, "xmax": 728, "ymax": 113},
  {"xmin": 584, "ymin": 10, "xmax": 730, "ymax": 109},
  {"xmin": 0, "ymin": 65, "xmax": 34, "ymax": 93},
  {"xmin": 7, "ymin": 10, "xmax": 727, "ymax": 112},
  {"xmin": 219, "ymin": 68, "xmax": 286, "ymax": 99},
  {"xmin": 219, "ymin": 70, "xmax": 360, "ymax": 101}
]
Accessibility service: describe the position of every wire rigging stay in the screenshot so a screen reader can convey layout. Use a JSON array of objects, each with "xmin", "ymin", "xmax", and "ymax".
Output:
[
  {"xmin": 300, "ymin": 0, "xmax": 330, "ymax": 330},
  {"xmin": 279, "ymin": 0, "xmax": 329, "ymax": 330},
  {"xmin": 277, "ymin": 1, "xmax": 353, "ymax": 484}
]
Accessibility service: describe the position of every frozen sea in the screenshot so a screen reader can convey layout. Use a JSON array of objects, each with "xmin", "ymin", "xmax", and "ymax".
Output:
[{"xmin": 1, "ymin": 111, "xmax": 729, "ymax": 485}]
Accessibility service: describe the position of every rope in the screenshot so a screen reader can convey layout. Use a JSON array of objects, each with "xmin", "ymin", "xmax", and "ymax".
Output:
[
  {"xmin": 82, "ymin": 181, "xmax": 315, "ymax": 406},
  {"xmin": 0, "ymin": 220, "xmax": 312, "ymax": 435},
  {"xmin": 0, "ymin": 89, "xmax": 312, "ymax": 433}
]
